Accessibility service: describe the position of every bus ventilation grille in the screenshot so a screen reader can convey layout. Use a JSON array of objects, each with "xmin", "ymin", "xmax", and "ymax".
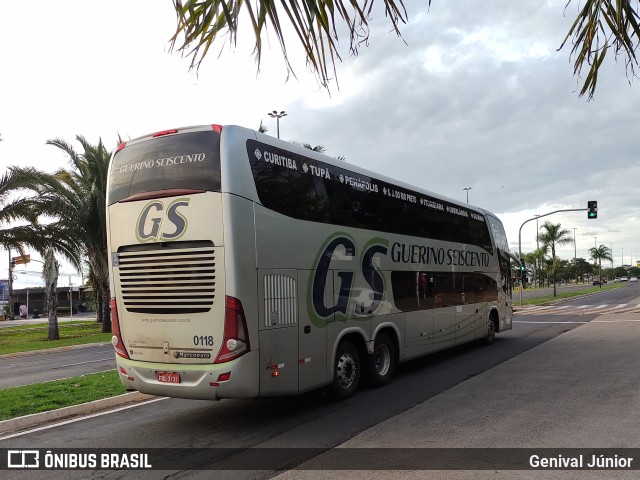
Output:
[
  {"xmin": 263, "ymin": 274, "xmax": 298, "ymax": 327},
  {"xmin": 116, "ymin": 241, "xmax": 216, "ymax": 314}
]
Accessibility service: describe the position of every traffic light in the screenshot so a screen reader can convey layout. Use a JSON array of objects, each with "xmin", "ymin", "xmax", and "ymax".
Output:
[
  {"xmin": 588, "ymin": 201, "xmax": 598, "ymax": 219},
  {"xmin": 520, "ymin": 260, "xmax": 526, "ymax": 274}
]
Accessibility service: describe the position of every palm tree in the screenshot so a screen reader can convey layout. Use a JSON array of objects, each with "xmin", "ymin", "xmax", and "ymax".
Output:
[
  {"xmin": 43, "ymin": 248, "xmax": 60, "ymax": 340},
  {"xmin": 589, "ymin": 244, "xmax": 613, "ymax": 288},
  {"xmin": 0, "ymin": 170, "xmax": 79, "ymax": 320},
  {"xmin": 538, "ymin": 222, "xmax": 574, "ymax": 297},
  {"xmin": 10, "ymin": 136, "xmax": 112, "ymax": 332},
  {"xmin": 170, "ymin": 0, "xmax": 640, "ymax": 98}
]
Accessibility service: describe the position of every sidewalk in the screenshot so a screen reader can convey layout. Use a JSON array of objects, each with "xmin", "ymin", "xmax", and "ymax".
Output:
[{"xmin": 274, "ymin": 312, "xmax": 640, "ymax": 479}]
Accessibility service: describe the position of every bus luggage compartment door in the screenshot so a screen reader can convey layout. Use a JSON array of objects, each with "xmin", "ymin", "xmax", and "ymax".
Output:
[{"xmin": 258, "ymin": 270, "xmax": 299, "ymax": 396}]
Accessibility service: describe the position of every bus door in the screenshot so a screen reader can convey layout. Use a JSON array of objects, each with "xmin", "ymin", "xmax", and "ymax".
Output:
[
  {"xmin": 498, "ymin": 251, "xmax": 515, "ymax": 330},
  {"xmin": 258, "ymin": 269, "xmax": 299, "ymax": 396},
  {"xmin": 297, "ymin": 270, "xmax": 329, "ymax": 394}
]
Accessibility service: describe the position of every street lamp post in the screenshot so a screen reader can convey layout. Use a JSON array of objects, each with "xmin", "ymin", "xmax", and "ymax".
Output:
[
  {"xmin": 268, "ymin": 110, "xmax": 287, "ymax": 139},
  {"xmin": 462, "ymin": 187, "xmax": 472, "ymax": 203}
]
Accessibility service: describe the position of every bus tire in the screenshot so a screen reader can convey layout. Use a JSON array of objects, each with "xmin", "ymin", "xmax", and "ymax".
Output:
[
  {"xmin": 484, "ymin": 315, "xmax": 497, "ymax": 345},
  {"xmin": 328, "ymin": 341, "xmax": 361, "ymax": 400},
  {"xmin": 366, "ymin": 333, "xmax": 396, "ymax": 388}
]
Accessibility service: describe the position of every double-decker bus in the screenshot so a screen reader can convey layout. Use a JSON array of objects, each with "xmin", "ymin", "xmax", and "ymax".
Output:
[{"xmin": 106, "ymin": 124, "xmax": 516, "ymax": 400}]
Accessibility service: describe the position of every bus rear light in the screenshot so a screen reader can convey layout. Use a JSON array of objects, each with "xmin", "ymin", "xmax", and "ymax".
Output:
[
  {"xmin": 212, "ymin": 124, "xmax": 223, "ymax": 133},
  {"xmin": 110, "ymin": 298, "xmax": 129, "ymax": 359},
  {"xmin": 214, "ymin": 296, "xmax": 250, "ymax": 364},
  {"xmin": 119, "ymin": 366, "xmax": 134, "ymax": 381},
  {"xmin": 152, "ymin": 129, "xmax": 178, "ymax": 137},
  {"xmin": 210, "ymin": 372, "xmax": 231, "ymax": 387}
]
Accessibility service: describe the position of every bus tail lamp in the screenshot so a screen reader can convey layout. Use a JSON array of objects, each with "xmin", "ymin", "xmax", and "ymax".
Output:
[
  {"xmin": 152, "ymin": 129, "xmax": 178, "ymax": 138},
  {"xmin": 214, "ymin": 296, "xmax": 250, "ymax": 364},
  {"xmin": 210, "ymin": 372, "xmax": 232, "ymax": 387},
  {"xmin": 119, "ymin": 366, "xmax": 134, "ymax": 382},
  {"xmin": 110, "ymin": 298, "xmax": 129, "ymax": 359},
  {"xmin": 212, "ymin": 124, "xmax": 223, "ymax": 133}
]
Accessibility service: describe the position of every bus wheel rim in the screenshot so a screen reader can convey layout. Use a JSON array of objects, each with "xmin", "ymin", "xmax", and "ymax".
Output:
[
  {"xmin": 375, "ymin": 344, "xmax": 390, "ymax": 376},
  {"xmin": 337, "ymin": 353, "xmax": 356, "ymax": 388}
]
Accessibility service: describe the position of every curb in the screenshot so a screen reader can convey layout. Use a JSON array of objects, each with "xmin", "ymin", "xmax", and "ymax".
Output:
[{"xmin": 0, "ymin": 391, "xmax": 156, "ymax": 435}]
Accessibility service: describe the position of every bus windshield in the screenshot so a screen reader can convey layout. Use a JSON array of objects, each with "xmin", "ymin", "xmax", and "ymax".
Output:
[{"xmin": 108, "ymin": 130, "xmax": 221, "ymax": 205}]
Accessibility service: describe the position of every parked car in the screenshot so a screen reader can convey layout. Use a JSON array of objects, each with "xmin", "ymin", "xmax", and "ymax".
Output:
[
  {"xmin": 620, "ymin": 276, "xmax": 629, "ymax": 282},
  {"xmin": 630, "ymin": 277, "xmax": 638, "ymax": 283}
]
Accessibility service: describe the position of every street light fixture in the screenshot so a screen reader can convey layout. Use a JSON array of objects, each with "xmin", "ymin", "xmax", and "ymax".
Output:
[
  {"xmin": 462, "ymin": 187, "xmax": 472, "ymax": 203},
  {"xmin": 267, "ymin": 110, "xmax": 287, "ymax": 139}
]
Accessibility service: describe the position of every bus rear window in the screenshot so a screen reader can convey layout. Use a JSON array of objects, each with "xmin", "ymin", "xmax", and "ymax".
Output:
[{"xmin": 108, "ymin": 130, "xmax": 221, "ymax": 205}]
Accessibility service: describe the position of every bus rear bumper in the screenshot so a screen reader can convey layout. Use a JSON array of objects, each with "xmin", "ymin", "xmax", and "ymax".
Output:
[{"xmin": 114, "ymin": 351, "xmax": 260, "ymax": 400}]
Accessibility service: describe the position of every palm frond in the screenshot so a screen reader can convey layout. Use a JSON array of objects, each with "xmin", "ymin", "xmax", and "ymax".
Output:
[
  {"xmin": 560, "ymin": 0, "xmax": 640, "ymax": 99},
  {"xmin": 170, "ymin": 0, "xmax": 411, "ymax": 90}
]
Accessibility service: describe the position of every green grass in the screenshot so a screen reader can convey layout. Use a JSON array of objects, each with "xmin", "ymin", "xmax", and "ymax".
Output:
[
  {"xmin": 520, "ymin": 282, "xmax": 626, "ymax": 306},
  {"xmin": 0, "ymin": 371, "xmax": 126, "ymax": 421},
  {"xmin": 0, "ymin": 321, "xmax": 112, "ymax": 355}
]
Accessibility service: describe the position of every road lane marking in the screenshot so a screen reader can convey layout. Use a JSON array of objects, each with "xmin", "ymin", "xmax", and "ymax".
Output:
[{"xmin": 514, "ymin": 319, "xmax": 640, "ymax": 324}]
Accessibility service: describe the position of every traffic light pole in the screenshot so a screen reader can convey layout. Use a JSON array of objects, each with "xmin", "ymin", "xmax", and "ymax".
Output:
[{"xmin": 518, "ymin": 208, "xmax": 587, "ymax": 306}]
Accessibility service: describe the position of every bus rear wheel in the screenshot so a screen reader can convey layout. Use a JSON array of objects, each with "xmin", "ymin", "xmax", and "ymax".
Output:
[
  {"xmin": 328, "ymin": 341, "xmax": 361, "ymax": 400},
  {"xmin": 366, "ymin": 333, "xmax": 397, "ymax": 387}
]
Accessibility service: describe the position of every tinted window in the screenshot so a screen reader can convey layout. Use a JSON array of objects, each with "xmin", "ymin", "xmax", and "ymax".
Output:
[
  {"xmin": 391, "ymin": 271, "xmax": 498, "ymax": 312},
  {"xmin": 108, "ymin": 131, "xmax": 221, "ymax": 205},
  {"xmin": 248, "ymin": 139, "xmax": 493, "ymax": 252}
]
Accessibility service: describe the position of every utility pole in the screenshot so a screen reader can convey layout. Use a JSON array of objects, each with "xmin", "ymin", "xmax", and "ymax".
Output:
[
  {"xmin": 463, "ymin": 187, "xmax": 472, "ymax": 203},
  {"xmin": 268, "ymin": 110, "xmax": 287, "ymax": 139}
]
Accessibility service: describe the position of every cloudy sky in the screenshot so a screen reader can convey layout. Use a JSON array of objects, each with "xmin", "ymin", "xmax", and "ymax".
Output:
[{"xmin": 1, "ymin": 0, "xmax": 639, "ymax": 287}]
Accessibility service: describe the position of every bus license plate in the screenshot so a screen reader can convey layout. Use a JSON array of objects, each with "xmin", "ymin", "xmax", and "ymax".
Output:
[{"xmin": 157, "ymin": 372, "xmax": 180, "ymax": 384}]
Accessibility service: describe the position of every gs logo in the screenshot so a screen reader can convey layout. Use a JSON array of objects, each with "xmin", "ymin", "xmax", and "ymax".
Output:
[{"xmin": 136, "ymin": 198, "xmax": 190, "ymax": 243}]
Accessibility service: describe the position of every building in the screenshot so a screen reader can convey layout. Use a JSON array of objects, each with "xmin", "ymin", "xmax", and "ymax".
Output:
[{"xmin": 9, "ymin": 286, "xmax": 93, "ymax": 318}]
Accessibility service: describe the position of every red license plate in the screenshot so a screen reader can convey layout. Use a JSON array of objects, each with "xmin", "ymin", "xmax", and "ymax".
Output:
[{"xmin": 157, "ymin": 372, "xmax": 181, "ymax": 384}]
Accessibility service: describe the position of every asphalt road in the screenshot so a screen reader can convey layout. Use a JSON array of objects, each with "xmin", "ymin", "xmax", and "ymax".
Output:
[
  {"xmin": 0, "ymin": 343, "xmax": 114, "ymax": 389},
  {"xmin": 2, "ymin": 286, "xmax": 639, "ymax": 479}
]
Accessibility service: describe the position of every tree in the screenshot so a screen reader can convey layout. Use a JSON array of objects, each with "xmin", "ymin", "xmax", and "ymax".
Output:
[
  {"xmin": 292, "ymin": 141, "xmax": 326, "ymax": 153},
  {"xmin": 10, "ymin": 136, "xmax": 112, "ymax": 332},
  {"xmin": 43, "ymin": 248, "xmax": 60, "ymax": 340},
  {"xmin": 170, "ymin": 0, "xmax": 640, "ymax": 98},
  {"xmin": 573, "ymin": 257, "xmax": 594, "ymax": 283},
  {"xmin": 589, "ymin": 244, "xmax": 613, "ymax": 288},
  {"xmin": 538, "ymin": 222, "xmax": 574, "ymax": 296},
  {"xmin": 525, "ymin": 247, "xmax": 548, "ymax": 288},
  {"xmin": 0, "ymin": 170, "xmax": 79, "ymax": 320}
]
